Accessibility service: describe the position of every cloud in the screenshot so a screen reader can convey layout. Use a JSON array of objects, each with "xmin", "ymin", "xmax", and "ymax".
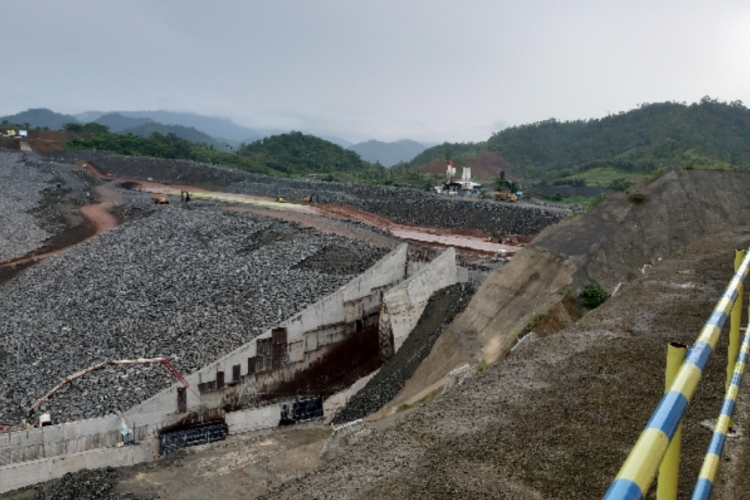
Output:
[{"xmin": 3, "ymin": 1, "xmax": 750, "ymax": 142}]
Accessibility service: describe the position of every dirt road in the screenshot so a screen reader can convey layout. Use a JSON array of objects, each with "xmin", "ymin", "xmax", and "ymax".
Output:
[{"xmin": 84, "ymin": 160, "xmax": 524, "ymax": 258}]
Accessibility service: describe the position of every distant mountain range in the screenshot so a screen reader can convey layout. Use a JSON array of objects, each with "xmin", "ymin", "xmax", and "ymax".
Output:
[
  {"xmin": 1, "ymin": 108, "xmax": 356, "ymax": 148},
  {"xmin": 1, "ymin": 108, "xmax": 79, "ymax": 131},
  {"xmin": 1, "ymin": 107, "xmax": 426, "ymax": 163},
  {"xmin": 347, "ymin": 139, "xmax": 427, "ymax": 167}
]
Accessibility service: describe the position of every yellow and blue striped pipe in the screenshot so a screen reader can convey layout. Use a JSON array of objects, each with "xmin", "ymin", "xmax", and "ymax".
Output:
[
  {"xmin": 690, "ymin": 323, "xmax": 750, "ymax": 500},
  {"xmin": 603, "ymin": 249, "xmax": 750, "ymax": 500}
]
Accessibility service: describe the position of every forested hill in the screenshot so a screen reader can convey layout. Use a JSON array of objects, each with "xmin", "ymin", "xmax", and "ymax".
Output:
[
  {"xmin": 66, "ymin": 128, "xmax": 384, "ymax": 181},
  {"xmin": 237, "ymin": 131, "xmax": 372, "ymax": 176},
  {"xmin": 485, "ymin": 97, "xmax": 750, "ymax": 178},
  {"xmin": 400, "ymin": 141, "xmax": 485, "ymax": 170}
]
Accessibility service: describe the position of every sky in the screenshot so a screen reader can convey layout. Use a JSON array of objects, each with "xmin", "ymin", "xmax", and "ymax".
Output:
[{"xmin": 3, "ymin": 0, "xmax": 750, "ymax": 143}]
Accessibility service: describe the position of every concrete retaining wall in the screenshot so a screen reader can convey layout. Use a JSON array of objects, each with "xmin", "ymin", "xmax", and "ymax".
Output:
[
  {"xmin": 0, "ymin": 416, "xmax": 161, "ymax": 467},
  {"xmin": 225, "ymin": 405, "xmax": 282, "ymax": 434},
  {"xmin": 0, "ymin": 441, "xmax": 156, "ymax": 494},
  {"xmin": 383, "ymin": 248, "xmax": 461, "ymax": 352},
  {"xmin": 125, "ymin": 244, "xmax": 409, "ymax": 427}
]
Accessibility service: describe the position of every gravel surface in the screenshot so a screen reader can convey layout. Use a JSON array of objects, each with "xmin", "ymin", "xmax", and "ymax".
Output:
[
  {"xmin": 48, "ymin": 152, "xmax": 567, "ymax": 235},
  {"xmin": 0, "ymin": 207, "xmax": 387, "ymax": 423},
  {"xmin": 332, "ymin": 282, "xmax": 476, "ymax": 424},
  {"xmin": 30, "ymin": 467, "xmax": 152, "ymax": 500},
  {"xmin": 0, "ymin": 151, "xmax": 55, "ymax": 261}
]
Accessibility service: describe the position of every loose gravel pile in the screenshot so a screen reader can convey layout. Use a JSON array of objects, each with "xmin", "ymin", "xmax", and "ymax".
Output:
[
  {"xmin": 0, "ymin": 207, "xmax": 387, "ymax": 423},
  {"xmin": 48, "ymin": 152, "xmax": 567, "ymax": 235},
  {"xmin": 0, "ymin": 151, "xmax": 55, "ymax": 261},
  {"xmin": 31, "ymin": 467, "xmax": 152, "ymax": 500},
  {"xmin": 332, "ymin": 282, "xmax": 476, "ymax": 424}
]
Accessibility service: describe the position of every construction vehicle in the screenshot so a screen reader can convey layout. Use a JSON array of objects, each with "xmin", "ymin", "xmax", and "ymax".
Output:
[
  {"xmin": 276, "ymin": 197, "xmax": 286, "ymax": 203},
  {"xmin": 181, "ymin": 190, "xmax": 192, "ymax": 203},
  {"xmin": 494, "ymin": 192, "xmax": 518, "ymax": 202},
  {"xmin": 152, "ymin": 194, "xmax": 169, "ymax": 204}
]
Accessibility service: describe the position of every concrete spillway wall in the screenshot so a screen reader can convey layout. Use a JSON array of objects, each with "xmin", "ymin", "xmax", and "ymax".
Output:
[
  {"xmin": 0, "ymin": 243, "xmax": 464, "ymax": 493},
  {"xmin": 381, "ymin": 248, "xmax": 462, "ymax": 353},
  {"xmin": 125, "ymin": 244, "xmax": 409, "ymax": 428}
]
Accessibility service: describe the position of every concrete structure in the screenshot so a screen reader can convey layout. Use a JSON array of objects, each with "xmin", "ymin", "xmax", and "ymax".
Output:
[
  {"xmin": 0, "ymin": 443, "xmax": 155, "ymax": 494},
  {"xmin": 0, "ymin": 243, "xmax": 464, "ymax": 493},
  {"xmin": 0, "ymin": 415, "xmax": 160, "ymax": 467},
  {"xmin": 225, "ymin": 405, "xmax": 283, "ymax": 435},
  {"xmin": 381, "ymin": 248, "xmax": 462, "ymax": 352},
  {"xmin": 125, "ymin": 244, "xmax": 410, "ymax": 429}
]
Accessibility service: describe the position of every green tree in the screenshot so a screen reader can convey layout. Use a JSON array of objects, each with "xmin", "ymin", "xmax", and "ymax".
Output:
[
  {"xmin": 609, "ymin": 177, "xmax": 634, "ymax": 191},
  {"xmin": 495, "ymin": 170, "xmax": 507, "ymax": 191},
  {"xmin": 580, "ymin": 283, "xmax": 608, "ymax": 309}
]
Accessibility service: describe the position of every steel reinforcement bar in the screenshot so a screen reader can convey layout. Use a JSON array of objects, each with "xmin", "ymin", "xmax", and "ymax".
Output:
[
  {"xmin": 690, "ymin": 323, "xmax": 750, "ymax": 499},
  {"xmin": 603, "ymin": 249, "xmax": 750, "ymax": 500}
]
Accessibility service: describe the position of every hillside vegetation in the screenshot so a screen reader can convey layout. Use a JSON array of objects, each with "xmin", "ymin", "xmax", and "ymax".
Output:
[
  {"xmin": 485, "ymin": 97, "xmax": 750, "ymax": 180},
  {"xmin": 65, "ymin": 128, "xmax": 387, "ymax": 180},
  {"xmin": 394, "ymin": 97, "xmax": 750, "ymax": 190},
  {"xmin": 400, "ymin": 141, "xmax": 485, "ymax": 170},
  {"xmin": 119, "ymin": 122, "xmax": 230, "ymax": 151}
]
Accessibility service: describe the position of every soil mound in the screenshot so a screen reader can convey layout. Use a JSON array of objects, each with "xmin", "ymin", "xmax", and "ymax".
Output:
[{"xmin": 418, "ymin": 151, "xmax": 513, "ymax": 179}]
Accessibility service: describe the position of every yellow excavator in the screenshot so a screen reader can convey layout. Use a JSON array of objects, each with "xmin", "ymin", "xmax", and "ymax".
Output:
[
  {"xmin": 151, "ymin": 194, "xmax": 169, "ymax": 205},
  {"xmin": 494, "ymin": 192, "xmax": 518, "ymax": 202}
]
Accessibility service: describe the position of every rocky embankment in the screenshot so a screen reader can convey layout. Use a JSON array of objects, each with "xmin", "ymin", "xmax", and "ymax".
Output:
[
  {"xmin": 48, "ymin": 152, "xmax": 567, "ymax": 235},
  {"xmin": 0, "ymin": 207, "xmax": 387, "ymax": 423},
  {"xmin": 0, "ymin": 151, "xmax": 56, "ymax": 261}
]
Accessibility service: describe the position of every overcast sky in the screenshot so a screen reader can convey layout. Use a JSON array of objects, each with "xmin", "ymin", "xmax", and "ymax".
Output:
[{"xmin": 3, "ymin": 0, "xmax": 750, "ymax": 143}]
